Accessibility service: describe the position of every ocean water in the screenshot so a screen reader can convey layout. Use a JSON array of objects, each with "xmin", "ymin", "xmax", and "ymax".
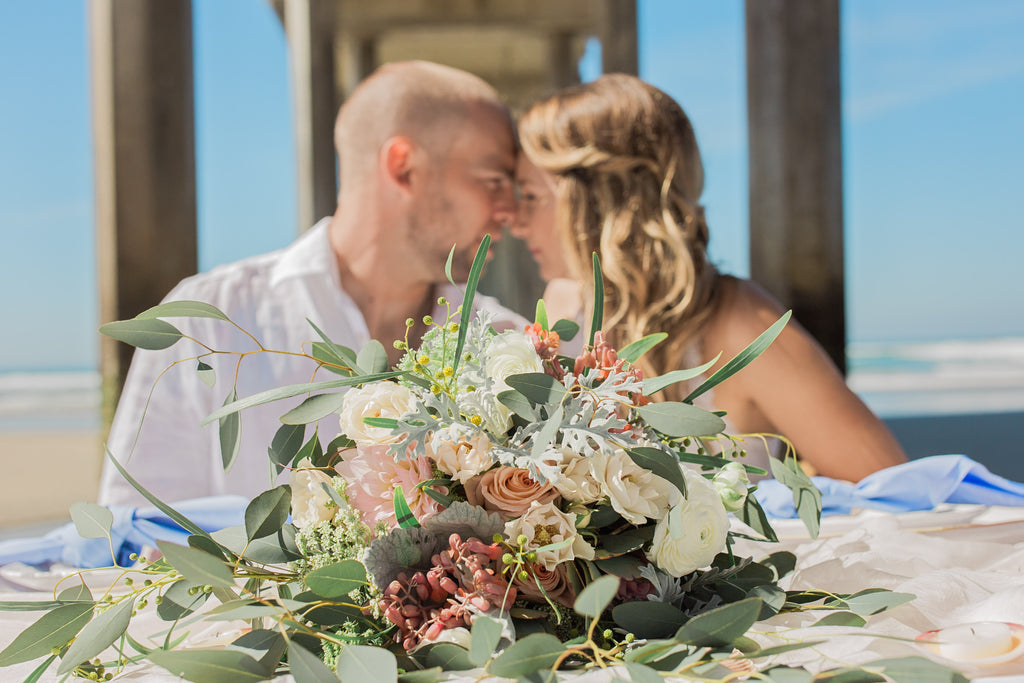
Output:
[{"xmin": 1, "ymin": 336, "xmax": 1024, "ymax": 430}]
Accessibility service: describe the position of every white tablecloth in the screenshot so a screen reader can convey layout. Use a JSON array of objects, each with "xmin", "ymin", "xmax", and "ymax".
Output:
[{"xmin": 3, "ymin": 506, "xmax": 1024, "ymax": 682}]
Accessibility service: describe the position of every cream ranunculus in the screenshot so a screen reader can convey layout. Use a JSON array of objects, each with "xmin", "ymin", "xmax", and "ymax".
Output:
[
  {"xmin": 543, "ymin": 447, "xmax": 604, "ymax": 505},
  {"xmin": 504, "ymin": 500, "xmax": 595, "ymax": 571},
  {"xmin": 647, "ymin": 468, "xmax": 730, "ymax": 577},
  {"xmin": 484, "ymin": 330, "xmax": 544, "ymax": 392},
  {"xmin": 338, "ymin": 381, "xmax": 416, "ymax": 446},
  {"xmin": 589, "ymin": 449, "xmax": 680, "ymax": 524},
  {"xmin": 426, "ymin": 423, "xmax": 494, "ymax": 484},
  {"xmin": 289, "ymin": 461, "xmax": 336, "ymax": 529},
  {"xmin": 712, "ymin": 461, "xmax": 750, "ymax": 512}
]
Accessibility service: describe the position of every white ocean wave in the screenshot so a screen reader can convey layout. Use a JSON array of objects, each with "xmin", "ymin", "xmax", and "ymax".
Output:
[{"xmin": 0, "ymin": 370, "xmax": 101, "ymax": 429}]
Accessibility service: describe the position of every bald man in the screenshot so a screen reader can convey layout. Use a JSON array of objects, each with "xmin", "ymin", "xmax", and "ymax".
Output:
[{"xmin": 99, "ymin": 62, "xmax": 524, "ymax": 506}]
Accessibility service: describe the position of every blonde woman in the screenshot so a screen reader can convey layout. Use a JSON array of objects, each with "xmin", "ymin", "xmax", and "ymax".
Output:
[{"xmin": 513, "ymin": 74, "xmax": 906, "ymax": 482}]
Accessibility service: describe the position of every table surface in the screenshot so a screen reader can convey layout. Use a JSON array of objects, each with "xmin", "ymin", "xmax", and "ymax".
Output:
[{"xmin": 3, "ymin": 505, "xmax": 1024, "ymax": 682}]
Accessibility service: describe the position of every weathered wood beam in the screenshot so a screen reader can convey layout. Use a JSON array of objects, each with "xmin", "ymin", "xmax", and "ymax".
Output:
[
  {"xmin": 90, "ymin": 0, "xmax": 197, "ymax": 423},
  {"xmin": 600, "ymin": 0, "xmax": 638, "ymax": 74},
  {"xmin": 746, "ymin": 0, "xmax": 846, "ymax": 372},
  {"xmin": 284, "ymin": 0, "xmax": 338, "ymax": 232}
]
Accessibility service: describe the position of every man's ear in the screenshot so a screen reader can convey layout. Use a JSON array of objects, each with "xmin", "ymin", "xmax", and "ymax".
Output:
[{"xmin": 382, "ymin": 136, "xmax": 417, "ymax": 192}]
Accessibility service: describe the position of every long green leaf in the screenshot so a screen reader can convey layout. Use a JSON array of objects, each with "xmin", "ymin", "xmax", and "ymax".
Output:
[
  {"xmin": 304, "ymin": 560, "xmax": 370, "ymax": 599},
  {"xmin": 103, "ymin": 447, "xmax": 212, "ymax": 539},
  {"xmin": 336, "ymin": 644, "xmax": 398, "ymax": 683},
  {"xmin": 393, "ymin": 485, "xmax": 421, "ymax": 529},
  {"xmin": 147, "ymin": 649, "xmax": 269, "ymax": 682},
  {"xmin": 99, "ymin": 318, "xmax": 183, "ymax": 350},
  {"xmin": 684, "ymin": 311, "xmax": 791, "ymax": 403},
  {"xmin": 589, "ymin": 253, "xmax": 604, "ymax": 347},
  {"xmin": 627, "ymin": 447, "xmax": 687, "ymax": 497},
  {"xmin": 244, "ymin": 485, "xmax": 292, "ymax": 541},
  {"xmin": 219, "ymin": 389, "xmax": 241, "ymax": 472},
  {"xmin": 201, "ymin": 372, "xmax": 402, "ymax": 425},
  {"xmin": 157, "ymin": 541, "xmax": 236, "ymax": 589},
  {"xmin": 287, "ymin": 642, "xmax": 340, "ymax": 683},
  {"xmin": 534, "ymin": 300, "xmax": 549, "ymax": 330},
  {"xmin": 57, "ymin": 596, "xmax": 135, "ymax": 674},
  {"xmin": 22, "ymin": 654, "xmax": 57, "ymax": 683},
  {"xmin": 487, "ymin": 633, "xmax": 564, "ymax": 678},
  {"xmin": 635, "ymin": 401, "xmax": 725, "ymax": 437},
  {"xmin": 69, "ymin": 502, "xmax": 113, "ymax": 540},
  {"xmin": 674, "ymin": 597, "xmax": 762, "ymax": 648},
  {"xmin": 573, "ymin": 574, "xmax": 620, "ymax": 619},
  {"xmin": 280, "ymin": 393, "xmax": 347, "ymax": 425},
  {"xmin": 452, "ymin": 234, "xmax": 491, "ymax": 376},
  {"xmin": 618, "ymin": 333, "xmax": 668, "ymax": 364},
  {"xmin": 135, "ymin": 300, "xmax": 231, "ymax": 321},
  {"xmin": 0, "ymin": 602, "xmax": 94, "ymax": 666},
  {"xmin": 642, "ymin": 354, "xmax": 721, "ymax": 396}
]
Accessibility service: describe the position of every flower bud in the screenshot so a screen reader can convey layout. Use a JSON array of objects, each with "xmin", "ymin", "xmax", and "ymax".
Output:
[{"xmin": 712, "ymin": 461, "xmax": 750, "ymax": 512}]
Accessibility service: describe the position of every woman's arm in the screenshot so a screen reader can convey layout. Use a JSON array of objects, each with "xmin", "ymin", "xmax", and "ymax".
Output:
[{"xmin": 709, "ymin": 278, "xmax": 907, "ymax": 482}]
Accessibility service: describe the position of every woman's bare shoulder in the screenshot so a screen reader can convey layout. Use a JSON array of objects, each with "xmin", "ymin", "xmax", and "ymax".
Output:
[{"xmin": 707, "ymin": 276, "xmax": 790, "ymax": 354}]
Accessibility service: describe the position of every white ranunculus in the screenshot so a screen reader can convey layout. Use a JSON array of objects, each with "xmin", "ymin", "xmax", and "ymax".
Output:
[
  {"xmin": 647, "ymin": 468, "xmax": 730, "ymax": 577},
  {"xmin": 457, "ymin": 389, "xmax": 512, "ymax": 435},
  {"xmin": 589, "ymin": 449, "xmax": 680, "ymax": 524},
  {"xmin": 485, "ymin": 331, "xmax": 544, "ymax": 392},
  {"xmin": 427, "ymin": 423, "xmax": 494, "ymax": 484},
  {"xmin": 543, "ymin": 447, "xmax": 604, "ymax": 505},
  {"xmin": 338, "ymin": 381, "xmax": 416, "ymax": 446},
  {"xmin": 504, "ymin": 500, "xmax": 595, "ymax": 570},
  {"xmin": 289, "ymin": 462, "xmax": 335, "ymax": 529},
  {"xmin": 712, "ymin": 461, "xmax": 750, "ymax": 512}
]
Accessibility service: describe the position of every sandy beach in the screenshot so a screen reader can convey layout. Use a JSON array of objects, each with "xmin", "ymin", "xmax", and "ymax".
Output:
[{"xmin": 0, "ymin": 430, "xmax": 103, "ymax": 534}]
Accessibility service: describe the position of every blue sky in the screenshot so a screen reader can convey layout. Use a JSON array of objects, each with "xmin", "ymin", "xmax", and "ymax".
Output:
[{"xmin": 1, "ymin": 0, "xmax": 1022, "ymax": 372}]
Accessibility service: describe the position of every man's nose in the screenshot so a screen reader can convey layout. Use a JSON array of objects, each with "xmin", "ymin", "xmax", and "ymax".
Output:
[{"xmin": 491, "ymin": 184, "xmax": 517, "ymax": 229}]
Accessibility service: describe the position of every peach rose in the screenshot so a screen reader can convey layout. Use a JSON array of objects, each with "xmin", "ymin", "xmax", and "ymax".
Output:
[
  {"xmin": 465, "ymin": 467, "xmax": 559, "ymax": 520},
  {"xmin": 514, "ymin": 563, "xmax": 576, "ymax": 608}
]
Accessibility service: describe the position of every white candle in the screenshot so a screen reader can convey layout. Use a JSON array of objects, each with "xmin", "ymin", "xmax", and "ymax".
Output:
[{"xmin": 937, "ymin": 622, "xmax": 1014, "ymax": 660}]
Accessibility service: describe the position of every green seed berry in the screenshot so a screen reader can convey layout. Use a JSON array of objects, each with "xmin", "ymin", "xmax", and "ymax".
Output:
[
  {"xmin": 502, "ymin": 553, "xmax": 515, "ymax": 565},
  {"xmin": 602, "ymin": 629, "xmax": 614, "ymax": 640},
  {"xmin": 393, "ymin": 340, "xmax": 404, "ymax": 350},
  {"xmin": 422, "ymin": 315, "xmax": 433, "ymax": 326},
  {"xmin": 448, "ymin": 323, "xmax": 459, "ymax": 333},
  {"xmin": 526, "ymin": 552, "xmax": 537, "ymax": 563},
  {"xmin": 625, "ymin": 633, "xmax": 635, "ymax": 643},
  {"xmin": 518, "ymin": 570, "xmax": 529, "ymax": 581},
  {"xmin": 405, "ymin": 317, "xmax": 415, "ymax": 327},
  {"xmin": 517, "ymin": 534, "xmax": 528, "ymax": 547},
  {"xmin": 437, "ymin": 296, "xmax": 448, "ymax": 306}
]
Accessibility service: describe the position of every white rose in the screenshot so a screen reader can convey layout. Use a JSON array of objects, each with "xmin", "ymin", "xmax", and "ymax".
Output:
[
  {"xmin": 504, "ymin": 500, "xmax": 595, "ymax": 570},
  {"xmin": 338, "ymin": 382, "xmax": 416, "ymax": 446},
  {"xmin": 289, "ymin": 462, "xmax": 336, "ymax": 529},
  {"xmin": 712, "ymin": 461, "xmax": 750, "ymax": 512},
  {"xmin": 543, "ymin": 448, "xmax": 604, "ymax": 505},
  {"xmin": 589, "ymin": 449, "xmax": 679, "ymax": 524},
  {"xmin": 427, "ymin": 423, "xmax": 494, "ymax": 484},
  {"xmin": 647, "ymin": 468, "xmax": 730, "ymax": 577},
  {"xmin": 485, "ymin": 331, "xmax": 544, "ymax": 392}
]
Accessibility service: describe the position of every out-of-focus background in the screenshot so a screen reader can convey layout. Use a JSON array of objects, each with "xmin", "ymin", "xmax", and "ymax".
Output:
[{"xmin": 1, "ymin": 0, "xmax": 1022, "ymax": 534}]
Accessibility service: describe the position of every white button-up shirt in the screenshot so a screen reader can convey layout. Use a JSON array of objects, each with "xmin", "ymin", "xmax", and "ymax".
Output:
[{"xmin": 98, "ymin": 219, "xmax": 526, "ymax": 505}]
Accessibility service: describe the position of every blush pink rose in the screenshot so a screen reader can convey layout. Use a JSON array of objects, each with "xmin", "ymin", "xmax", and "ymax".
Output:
[
  {"xmin": 335, "ymin": 445, "xmax": 445, "ymax": 530},
  {"xmin": 464, "ymin": 467, "xmax": 559, "ymax": 520},
  {"xmin": 514, "ymin": 563, "xmax": 576, "ymax": 608}
]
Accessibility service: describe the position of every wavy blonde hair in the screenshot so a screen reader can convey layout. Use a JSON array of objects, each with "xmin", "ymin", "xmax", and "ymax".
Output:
[{"xmin": 518, "ymin": 74, "xmax": 722, "ymax": 395}]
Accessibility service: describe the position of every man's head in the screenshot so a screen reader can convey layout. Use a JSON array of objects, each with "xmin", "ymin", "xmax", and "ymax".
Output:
[{"xmin": 334, "ymin": 61, "xmax": 517, "ymax": 280}]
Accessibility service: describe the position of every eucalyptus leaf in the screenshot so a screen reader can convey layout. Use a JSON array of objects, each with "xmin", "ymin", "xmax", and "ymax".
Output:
[
  {"xmin": 337, "ymin": 644, "xmax": 398, "ymax": 683},
  {"xmin": 627, "ymin": 447, "xmax": 687, "ymax": 497},
  {"xmin": 596, "ymin": 531, "xmax": 647, "ymax": 557},
  {"xmin": 156, "ymin": 579, "xmax": 207, "ymax": 621},
  {"xmin": 103, "ymin": 448, "xmax": 212, "ymax": 539},
  {"xmin": 684, "ymin": 311, "xmax": 791, "ymax": 402},
  {"xmin": 244, "ymin": 485, "xmax": 292, "ymax": 541},
  {"xmin": 219, "ymin": 389, "xmax": 242, "ymax": 472},
  {"xmin": 57, "ymin": 595, "xmax": 135, "ymax": 674},
  {"xmin": 201, "ymin": 372, "xmax": 403, "ymax": 425},
  {"xmin": 229, "ymin": 630, "xmax": 287, "ymax": 673},
  {"xmin": 280, "ymin": 393, "xmax": 347, "ymax": 425},
  {"xmin": 624, "ymin": 662, "xmax": 664, "ymax": 683},
  {"xmin": 135, "ymin": 300, "xmax": 231, "ymax": 321},
  {"xmin": 269, "ymin": 423, "xmax": 306, "ymax": 474},
  {"xmin": 612, "ymin": 601, "xmax": 687, "ymax": 639},
  {"xmin": 674, "ymin": 597, "xmax": 762, "ymax": 648},
  {"xmin": 487, "ymin": 633, "xmax": 564, "ymax": 678},
  {"xmin": 58, "ymin": 584, "xmax": 93, "ymax": 603},
  {"xmin": 99, "ymin": 317, "xmax": 183, "ymax": 350},
  {"xmin": 0, "ymin": 602, "xmax": 94, "ymax": 666},
  {"xmin": 825, "ymin": 589, "xmax": 916, "ymax": 616},
  {"xmin": 452, "ymin": 234, "xmax": 490, "ymax": 375},
  {"xmin": 22, "ymin": 654, "xmax": 56, "ymax": 683},
  {"xmin": 212, "ymin": 524, "xmax": 302, "ymax": 564},
  {"xmin": 69, "ymin": 501, "xmax": 113, "ymax": 540},
  {"xmin": 157, "ymin": 540, "xmax": 236, "ymax": 589},
  {"xmin": 0, "ymin": 600, "xmax": 75, "ymax": 612},
  {"xmin": 618, "ymin": 333, "xmax": 668, "ymax": 364},
  {"xmin": 589, "ymin": 253, "xmax": 603, "ymax": 347},
  {"xmin": 505, "ymin": 373, "xmax": 567, "ymax": 405},
  {"xmin": 642, "ymin": 355, "xmax": 720, "ymax": 396},
  {"xmin": 739, "ymin": 493, "xmax": 779, "ymax": 542},
  {"xmin": 311, "ymin": 341, "xmax": 357, "ymax": 376},
  {"xmin": 292, "ymin": 432, "xmax": 323, "ymax": 470},
  {"xmin": 399, "ymin": 667, "xmax": 443, "ymax": 683},
  {"xmin": 813, "ymin": 611, "xmax": 867, "ymax": 627},
  {"xmin": 287, "ymin": 641, "xmax": 339, "ymax": 683},
  {"xmin": 497, "ymin": 389, "xmax": 539, "ymax": 421},
  {"xmin": 573, "ymin": 574, "xmax": 620, "ymax": 619},
  {"xmin": 872, "ymin": 656, "xmax": 970, "ymax": 683},
  {"xmin": 550, "ymin": 318, "xmax": 579, "ymax": 341},
  {"xmin": 357, "ymin": 340, "xmax": 389, "ymax": 375},
  {"xmin": 197, "ymin": 360, "xmax": 216, "ymax": 387},
  {"xmin": 635, "ymin": 401, "xmax": 725, "ymax": 437},
  {"xmin": 422, "ymin": 643, "xmax": 475, "ymax": 671},
  {"xmin": 305, "ymin": 559, "xmax": 370, "ymax": 599},
  {"xmin": 769, "ymin": 457, "xmax": 821, "ymax": 539},
  {"xmin": 469, "ymin": 615, "xmax": 503, "ymax": 667},
  {"xmin": 148, "ymin": 649, "xmax": 269, "ymax": 682}
]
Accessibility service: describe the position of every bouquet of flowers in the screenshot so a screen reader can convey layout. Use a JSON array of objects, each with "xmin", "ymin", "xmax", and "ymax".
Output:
[{"xmin": 0, "ymin": 240, "xmax": 963, "ymax": 682}]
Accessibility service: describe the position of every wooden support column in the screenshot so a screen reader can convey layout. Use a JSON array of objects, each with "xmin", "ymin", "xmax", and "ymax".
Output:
[
  {"xmin": 90, "ymin": 0, "xmax": 197, "ymax": 425},
  {"xmin": 600, "ymin": 0, "xmax": 638, "ymax": 75},
  {"xmin": 746, "ymin": 0, "xmax": 846, "ymax": 373},
  {"xmin": 284, "ymin": 0, "xmax": 338, "ymax": 232}
]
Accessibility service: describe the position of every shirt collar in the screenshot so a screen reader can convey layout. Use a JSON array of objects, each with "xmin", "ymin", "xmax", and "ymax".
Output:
[{"xmin": 268, "ymin": 217, "xmax": 338, "ymax": 288}]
